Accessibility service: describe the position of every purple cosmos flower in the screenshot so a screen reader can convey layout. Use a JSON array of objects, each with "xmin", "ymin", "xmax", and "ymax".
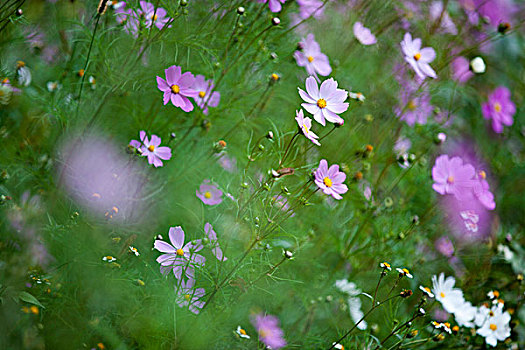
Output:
[
  {"xmin": 154, "ymin": 226, "xmax": 205, "ymax": 280},
  {"xmin": 294, "ymin": 34, "xmax": 332, "ymax": 80},
  {"xmin": 429, "ymin": 1, "xmax": 457, "ymax": 35},
  {"xmin": 298, "ymin": 76, "xmax": 348, "ymax": 126},
  {"xmin": 474, "ymin": 171, "xmax": 496, "ymax": 210},
  {"xmin": 297, "ymin": 0, "xmax": 325, "ymax": 19},
  {"xmin": 156, "ymin": 65, "xmax": 199, "ymax": 112},
  {"xmin": 432, "ymin": 155, "xmax": 476, "ymax": 201},
  {"xmin": 314, "ymin": 159, "xmax": 348, "ymax": 200},
  {"xmin": 176, "ymin": 278, "xmax": 205, "ymax": 314},
  {"xmin": 129, "ymin": 131, "xmax": 172, "ymax": 167},
  {"xmin": 435, "ymin": 236, "xmax": 454, "ymax": 257},
  {"xmin": 204, "ymin": 223, "xmax": 227, "ymax": 261},
  {"xmin": 140, "ymin": 1, "xmax": 171, "ymax": 30},
  {"xmin": 295, "ymin": 109, "xmax": 320, "ymax": 146},
  {"xmin": 57, "ymin": 134, "xmax": 146, "ymax": 223},
  {"xmin": 353, "ymin": 22, "xmax": 377, "ymax": 45},
  {"xmin": 451, "ymin": 56, "xmax": 474, "ymax": 84},
  {"xmin": 196, "ymin": 180, "xmax": 223, "ymax": 205},
  {"xmin": 272, "ymin": 195, "xmax": 295, "ymax": 217},
  {"xmin": 396, "ymin": 85, "xmax": 433, "ymax": 126},
  {"xmin": 477, "ymin": 0, "xmax": 515, "ymax": 28},
  {"xmin": 481, "ymin": 86, "xmax": 516, "ymax": 134},
  {"xmin": 191, "ymin": 74, "xmax": 220, "ymax": 115},
  {"xmin": 401, "ymin": 33, "xmax": 437, "ymax": 80},
  {"xmin": 252, "ymin": 314, "xmax": 287, "ymax": 350},
  {"xmin": 258, "ymin": 0, "xmax": 286, "ymax": 13}
]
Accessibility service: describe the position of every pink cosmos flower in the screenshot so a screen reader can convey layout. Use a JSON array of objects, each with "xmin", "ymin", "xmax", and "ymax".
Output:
[
  {"xmin": 400, "ymin": 33, "xmax": 437, "ymax": 80},
  {"xmin": 204, "ymin": 223, "xmax": 227, "ymax": 261},
  {"xmin": 298, "ymin": 76, "xmax": 348, "ymax": 126},
  {"xmin": 477, "ymin": 0, "xmax": 515, "ymax": 28},
  {"xmin": 140, "ymin": 1, "xmax": 171, "ymax": 30},
  {"xmin": 252, "ymin": 314, "xmax": 287, "ymax": 349},
  {"xmin": 432, "ymin": 155, "xmax": 476, "ymax": 201},
  {"xmin": 272, "ymin": 195, "xmax": 295, "ymax": 217},
  {"xmin": 294, "ymin": 34, "xmax": 332, "ymax": 81},
  {"xmin": 297, "ymin": 0, "xmax": 325, "ymax": 19},
  {"xmin": 154, "ymin": 226, "xmax": 205, "ymax": 280},
  {"xmin": 314, "ymin": 159, "xmax": 348, "ymax": 200},
  {"xmin": 435, "ymin": 236, "xmax": 454, "ymax": 257},
  {"xmin": 481, "ymin": 86, "xmax": 515, "ymax": 134},
  {"xmin": 191, "ymin": 74, "xmax": 220, "ymax": 115},
  {"xmin": 156, "ymin": 65, "xmax": 199, "ymax": 112},
  {"xmin": 115, "ymin": 2, "xmax": 171, "ymax": 36},
  {"xmin": 353, "ymin": 22, "xmax": 377, "ymax": 45},
  {"xmin": 196, "ymin": 180, "xmax": 223, "ymax": 205},
  {"xmin": 429, "ymin": 1, "xmax": 457, "ymax": 35},
  {"xmin": 451, "ymin": 56, "xmax": 474, "ymax": 84},
  {"xmin": 176, "ymin": 278, "xmax": 205, "ymax": 314},
  {"xmin": 258, "ymin": 0, "xmax": 286, "ymax": 13},
  {"xmin": 396, "ymin": 86, "xmax": 433, "ymax": 126},
  {"xmin": 295, "ymin": 109, "xmax": 320, "ymax": 146},
  {"xmin": 129, "ymin": 131, "xmax": 172, "ymax": 167},
  {"xmin": 474, "ymin": 171, "xmax": 496, "ymax": 210}
]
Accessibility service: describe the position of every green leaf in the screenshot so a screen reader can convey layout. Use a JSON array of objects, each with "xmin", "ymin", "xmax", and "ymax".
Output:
[{"xmin": 18, "ymin": 292, "xmax": 45, "ymax": 309}]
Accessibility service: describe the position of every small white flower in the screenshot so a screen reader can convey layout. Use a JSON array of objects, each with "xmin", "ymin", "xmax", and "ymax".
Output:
[
  {"xmin": 396, "ymin": 267, "xmax": 413, "ymax": 278},
  {"xmin": 16, "ymin": 62, "xmax": 32, "ymax": 86},
  {"xmin": 47, "ymin": 81, "xmax": 61, "ymax": 92},
  {"xmin": 432, "ymin": 321, "xmax": 452, "ymax": 334},
  {"xmin": 431, "ymin": 273, "xmax": 465, "ymax": 314},
  {"xmin": 379, "ymin": 262, "xmax": 392, "ymax": 271},
  {"xmin": 349, "ymin": 92, "xmax": 365, "ymax": 102},
  {"xmin": 470, "ymin": 57, "xmax": 486, "ymax": 74},
  {"xmin": 453, "ymin": 300, "xmax": 476, "ymax": 328},
  {"xmin": 89, "ymin": 76, "xmax": 96, "ymax": 89},
  {"xmin": 487, "ymin": 290, "xmax": 500, "ymax": 300},
  {"xmin": 335, "ymin": 279, "xmax": 367, "ymax": 330},
  {"xmin": 129, "ymin": 246, "xmax": 140, "ymax": 256},
  {"xmin": 419, "ymin": 285, "xmax": 435, "ymax": 298},
  {"xmin": 476, "ymin": 306, "xmax": 511, "ymax": 347},
  {"xmin": 102, "ymin": 255, "xmax": 116, "ymax": 262},
  {"xmin": 332, "ymin": 342, "xmax": 344, "ymax": 350},
  {"xmin": 235, "ymin": 326, "xmax": 250, "ymax": 339}
]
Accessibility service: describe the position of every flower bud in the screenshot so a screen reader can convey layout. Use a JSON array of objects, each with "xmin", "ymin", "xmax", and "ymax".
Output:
[
  {"xmin": 237, "ymin": 6, "xmax": 245, "ymax": 15},
  {"xmin": 271, "ymin": 17, "xmax": 280, "ymax": 26},
  {"xmin": 470, "ymin": 57, "xmax": 486, "ymax": 74}
]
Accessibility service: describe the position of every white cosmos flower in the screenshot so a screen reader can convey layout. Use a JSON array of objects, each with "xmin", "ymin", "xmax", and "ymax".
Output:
[
  {"xmin": 431, "ymin": 273, "xmax": 465, "ymax": 313},
  {"xmin": 476, "ymin": 306, "xmax": 511, "ymax": 347},
  {"xmin": 335, "ymin": 279, "xmax": 367, "ymax": 330},
  {"xmin": 453, "ymin": 300, "xmax": 476, "ymax": 328}
]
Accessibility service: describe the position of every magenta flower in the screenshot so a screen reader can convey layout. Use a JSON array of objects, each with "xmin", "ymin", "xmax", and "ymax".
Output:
[
  {"xmin": 396, "ymin": 86, "xmax": 433, "ymax": 126},
  {"xmin": 297, "ymin": 0, "xmax": 324, "ymax": 19},
  {"xmin": 140, "ymin": 1, "xmax": 171, "ymax": 30},
  {"xmin": 156, "ymin": 65, "xmax": 199, "ymax": 112},
  {"xmin": 204, "ymin": 223, "xmax": 227, "ymax": 261},
  {"xmin": 258, "ymin": 0, "xmax": 286, "ymax": 13},
  {"xmin": 353, "ymin": 22, "xmax": 377, "ymax": 45},
  {"xmin": 196, "ymin": 180, "xmax": 223, "ymax": 205},
  {"xmin": 435, "ymin": 236, "xmax": 454, "ymax": 257},
  {"xmin": 314, "ymin": 159, "xmax": 348, "ymax": 200},
  {"xmin": 429, "ymin": 1, "xmax": 457, "ymax": 35},
  {"xmin": 298, "ymin": 76, "xmax": 348, "ymax": 126},
  {"xmin": 154, "ymin": 226, "xmax": 205, "ymax": 280},
  {"xmin": 400, "ymin": 33, "xmax": 437, "ymax": 80},
  {"xmin": 451, "ymin": 56, "xmax": 474, "ymax": 84},
  {"xmin": 294, "ymin": 34, "xmax": 331, "ymax": 81},
  {"xmin": 252, "ymin": 314, "xmax": 287, "ymax": 350},
  {"xmin": 477, "ymin": 0, "xmax": 515, "ymax": 28},
  {"xmin": 481, "ymin": 86, "xmax": 515, "ymax": 134},
  {"xmin": 129, "ymin": 131, "xmax": 172, "ymax": 167},
  {"xmin": 432, "ymin": 155, "xmax": 476, "ymax": 200},
  {"xmin": 191, "ymin": 74, "xmax": 220, "ymax": 115},
  {"xmin": 474, "ymin": 171, "xmax": 496, "ymax": 210},
  {"xmin": 295, "ymin": 109, "xmax": 320, "ymax": 146},
  {"xmin": 176, "ymin": 278, "xmax": 205, "ymax": 314}
]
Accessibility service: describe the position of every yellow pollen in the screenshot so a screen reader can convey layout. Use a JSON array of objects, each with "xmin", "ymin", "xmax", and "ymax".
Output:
[
  {"xmin": 204, "ymin": 191, "xmax": 212, "ymax": 199},
  {"xmin": 152, "ymin": 14, "xmax": 158, "ymax": 21},
  {"xmin": 307, "ymin": 56, "xmax": 314, "ymax": 62},
  {"xmin": 171, "ymin": 85, "xmax": 180, "ymax": 94},
  {"xmin": 403, "ymin": 268, "xmax": 410, "ymax": 274},
  {"xmin": 444, "ymin": 322, "xmax": 450, "ymax": 328},
  {"xmin": 176, "ymin": 248, "xmax": 184, "ymax": 256},
  {"xmin": 317, "ymin": 98, "xmax": 327, "ymax": 108},
  {"xmin": 414, "ymin": 53, "xmax": 421, "ymax": 61},
  {"xmin": 407, "ymin": 100, "xmax": 417, "ymax": 110},
  {"xmin": 494, "ymin": 102, "xmax": 502, "ymax": 112},
  {"xmin": 184, "ymin": 294, "xmax": 191, "ymax": 301},
  {"xmin": 479, "ymin": 170, "xmax": 486, "ymax": 179},
  {"xmin": 440, "ymin": 292, "xmax": 445, "ymax": 298},
  {"xmin": 424, "ymin": 287, "xmax": 431, "ymax": 293},
  {"xmin": 383, "ymin": 262, "xmax": 390, "ymax": 267},
  {"xmin": 447, "ymin": 176, "xmax": 454, "ymax": 184},
  {"xmin": 148, "ymin": 145, "xmax": 155, "ymax": 152},
  {"xmin": 239, "ymin": 328, "xmax": 247, "ymax": 335},
  {"xmin": 323, "ymin": 177, "xmax": 333, "ymax": 187},
  {"xmin": 303, "ymin": 124, "xmax": 309, "ymax": 134},
  {"xmin": 489, "ymin": 324, "xmax": 497, "ymax": 331},
  {"xmin": 198, "ymin": 91, "xmax": 206, "ymax": 98}
]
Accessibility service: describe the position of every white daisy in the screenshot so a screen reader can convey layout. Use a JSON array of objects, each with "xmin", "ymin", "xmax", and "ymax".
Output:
[
  {"xmin": 476, "ymin": 306, "xmax": 511, "ymax": 347},
  {"xmin": 129, "ymin": 246, "xmax": 140, "ymax": 256},
  {"xmin": 102, "ymin": 255, "xmax": 116, "ymax": 262},
  {"xmin": 431, "ymin": 273, "xmax": 465, "ymax": 314},
  {"xmin": 235, "ymin": 326, "xmax": 250, "ymax": 339},
  {"xmin": 419, "ymin": 285, "xmax": 434, "ymax": 298},
  {"xmin": 396, "ymin": 267, "xmax": 413, "ymax": 278},
  {"xmin": 453, "ymin": 300, "xmax": 476, "ymax": 328}
]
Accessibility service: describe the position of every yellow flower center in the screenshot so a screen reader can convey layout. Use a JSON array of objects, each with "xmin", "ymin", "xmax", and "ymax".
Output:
[
  {"xmin": 479, "ymin": 170, "xmax": 486, "ymax": 179},
  {"xmin": 414, "ymin": 53, "xmax": 421, "ymax": 61},
  {"xmin": 271, "ymin": 73, "xmax": 280, "ymax": 81},
  {"xmin": 239, "ymin": 328, "xmax": 247, "ymax": 335},
  {"xmin": 402, "ymin": 268, "xmax": 410, "ymax": 274},
  {"xmin": 447, "ymin": 176, "xmax": 454, "ymax": 184},
  {"xmin": 440, "ymin": 292, "xmax": 445, "ymax": 298},
  {"xmin": 148, "ymin": 145, "xmax": 155, "ymax": 152},
  {"xmin": 489, "ymin": 311, "xmax": 495, "ymax": 317},
  {"xmin": 444, "ymin": 322, "xmax": 450, "ymax": 328},
  {"xmin": 407, "ymin": 100, "xmax": 417, "ymax": 110},
  {"xmin": 494, "ymin": 102, "xmax": 502, "ymax": 112},
  {"xmin": 303, "ymin": 124, "xmax": 309, "ymax": 134},
  {"xmin": 106, "ymin": 256, "xmax": 114, "ymax": 260},
  {"xmin": 171, "ymin": 85, "xmax": 180, "ymax": 94},
  {"xmin": 489, "ymin": 324, "xmax": 497, "ymax": 331},
  {"xmin": 152, "ymin": 14, "xmax": 158, "ymax": 21},
  {"xmin": 184, "ymin": 294, "xmax": 191, "ymax": 301},
  {"xmin": 424, "ymin": 287, "xmax": 431, "ymax": 293},
  {"xmin": 383, "ymin": 262, "xmax": 390, "ymax": 268},
  {"xmin": 323, "ymin": 177, "xmax": 333, "ymax": 187},
  {"xmin": 199, "ymin": 91, "xmax": 206, "ymax": 98},
  {"xmin": 307, "ymin": 56, "xmax": 314, "ymax": 62},
  {"xmin": 176, "ymin": 248, "xmax": 184, "ymax": 256},
  {"xmin": 204, "ymin": 191, "xmax": 212, "ymax": 199},
  {"xmin": 317, "ymin": 98, "xmax": 327, "ymax": 108}
]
